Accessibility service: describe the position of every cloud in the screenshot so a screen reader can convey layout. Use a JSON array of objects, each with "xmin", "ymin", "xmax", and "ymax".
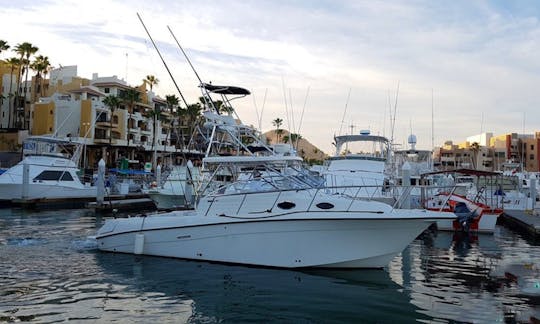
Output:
[{"xmin": 2, "ymin": 0, "xmax": 540, "ymax": 154}]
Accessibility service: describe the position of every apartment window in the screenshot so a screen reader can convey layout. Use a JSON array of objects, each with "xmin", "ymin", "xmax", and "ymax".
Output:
[
  {"xmin": 531, "ymin": 154, "xmax": 535, "ymax": 160},
  {"xmin": 531, "ymin": 145, "xmax": 535, "ymax": 151},
  {"xmin": 104, "ymin": 88, "xmax": 110, "ymax": 94}
]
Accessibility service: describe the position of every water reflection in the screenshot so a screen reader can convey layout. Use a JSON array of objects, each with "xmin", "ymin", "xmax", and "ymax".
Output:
[
  {"xmin": 95, "ymin": 253, "xmax": 426, "ymax": 323},
  {"xmin": 1, "ymin": 208, "xmax": 540, "ymax": 322},
  {"xmin": 390, "ymin": 227, "xmax": 540, "ymax": 323}
]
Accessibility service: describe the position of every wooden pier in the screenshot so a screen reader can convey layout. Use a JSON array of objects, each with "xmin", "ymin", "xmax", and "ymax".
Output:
[{"xmin": 500, "ymin": 209, "xmax": 540, "ymax": 241}]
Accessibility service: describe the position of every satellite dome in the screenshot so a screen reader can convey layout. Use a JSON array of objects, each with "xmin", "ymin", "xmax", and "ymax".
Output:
[{"xmin": 407, "ymin": 134, "xmax": 417, "ymax": 150}]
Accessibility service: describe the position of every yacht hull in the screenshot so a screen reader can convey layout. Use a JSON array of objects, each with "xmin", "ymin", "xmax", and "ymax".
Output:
[
  {"xmin": 0, "ymin": 183, "xmax": 97, "ymax": 200},
  {"xmin": 96, "ymin": 214, "xmax": 439, "ymax": 268}
]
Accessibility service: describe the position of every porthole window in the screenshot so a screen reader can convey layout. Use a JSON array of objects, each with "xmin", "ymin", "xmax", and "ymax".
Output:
[
  {"xmin": 277, "ymin": 201, "xmax": 296, "ymax": 210},
  {"xmin": 316, "ymin": 202, "xmax": 334, "ymax": 210}
]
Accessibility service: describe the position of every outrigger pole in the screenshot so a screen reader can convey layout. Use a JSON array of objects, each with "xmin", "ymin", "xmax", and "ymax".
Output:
[
  {"xmin": 166, "ymin": 26, "xmax": 217, "ymax": 114},
  {"xmin": 136, "ymin": 13, "xmax": 189, "ymax": 109}
]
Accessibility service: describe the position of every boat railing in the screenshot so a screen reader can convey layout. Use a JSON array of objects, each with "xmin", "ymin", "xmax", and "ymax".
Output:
[
  {"xmin": 200, "ymin": 180, "xmax": 505, "ymax": 217},
  {"xmin": 201, "ymin": 182, "xmax": 437, "ymax": 216}
]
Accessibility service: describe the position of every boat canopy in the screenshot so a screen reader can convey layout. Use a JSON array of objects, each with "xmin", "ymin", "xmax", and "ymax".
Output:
[
  {"xmin": 421, "ymin": 168, "xmax": 500, "ymax": 177},
  {"xmin": 201, "ymin": 83, "xmax": 251, "ymax": 95},
  {"xmin": 203, "ymin": 155, "xmax": 302, "ymax": 165}
]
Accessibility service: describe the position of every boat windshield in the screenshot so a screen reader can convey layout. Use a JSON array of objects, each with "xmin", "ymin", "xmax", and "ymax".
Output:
[{"xmin": 213, "ymin": 168, "xmax": 324, "ymax": 195}]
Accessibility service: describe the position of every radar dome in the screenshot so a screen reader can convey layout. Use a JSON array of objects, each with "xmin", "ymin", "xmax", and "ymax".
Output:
[{"xmin": 407, "ymin": 134, "xmax": 417, "ymax": 150}]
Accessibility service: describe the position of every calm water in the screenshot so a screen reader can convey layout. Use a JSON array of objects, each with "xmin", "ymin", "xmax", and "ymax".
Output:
[{"xmin": 0, "ymin": 208, "xmax": 539, "ymax": 323}]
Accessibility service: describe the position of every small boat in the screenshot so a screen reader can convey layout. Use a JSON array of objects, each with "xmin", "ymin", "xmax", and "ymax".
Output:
[
  {"xmin": 420, "ymin": 169, "xmax": 504, "ymax": 233},
  {"xmin": 0, "ymin": 136, "xmax": 97, "ymax": 202},
  {"xmin": 424, "ymin": 191, "xmax": 503, "ymax": 233},
  {"xmin": 145, "ymin": 163, "xmax": 201, "ymax": 210}
]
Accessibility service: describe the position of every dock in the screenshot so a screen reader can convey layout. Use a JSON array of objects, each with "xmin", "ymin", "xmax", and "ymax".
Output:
[
  {"xmin": 12, "ymin": 193, "xmax": 156, "ymax": 212},
  {"xmin": 87, "ymin": 195, "xmax": 156, "ymax": 213},
  {"xmin": 500, "ymin": 209, "xmax": 540, "ymax": 241}
]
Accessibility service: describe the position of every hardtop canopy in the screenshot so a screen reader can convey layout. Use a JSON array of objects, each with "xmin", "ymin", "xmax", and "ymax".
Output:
[{"xmin": 201, "ymin": 83, "xmax": 251, "ymax": 96}]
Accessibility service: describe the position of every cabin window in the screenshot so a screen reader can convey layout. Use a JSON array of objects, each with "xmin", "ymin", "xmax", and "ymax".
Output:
[
  {"xmin": 34, "ymin": 171, "xmax": 74, "ymax": 181},
  {"xmin": 316, "ymin": 202, "xmax": 334, "ymax": 210},
  {"xmin": 277, "ymin": 201, "xmax": 296, "ymax": 210}
]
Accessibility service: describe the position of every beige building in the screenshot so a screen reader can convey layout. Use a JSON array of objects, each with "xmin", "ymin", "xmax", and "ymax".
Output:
[{"xmin": 434, "ymin": 132, "xmax": 540, "ymax": 172}]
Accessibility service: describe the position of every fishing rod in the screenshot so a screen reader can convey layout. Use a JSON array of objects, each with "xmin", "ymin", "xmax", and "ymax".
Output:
[
  {"xmin": 136, "ymin": 13, "xmax": 189, "ymax": 109},
  {"xmin": 338, "ymin": 88, "xmax": 352, "ymax": 136}
]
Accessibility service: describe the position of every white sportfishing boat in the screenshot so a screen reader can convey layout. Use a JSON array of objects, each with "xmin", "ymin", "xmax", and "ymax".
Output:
[
  {"xmin": 96, "ymin": 155, "xmax": 455, "ymax": 268},
  {"xmin": 0, "ymin": 136, "xmax": 97, "ymax": 202},
  {"xmin": 315, "ymin": 130, "xmax": 394, "ymax": 203},
  {"xmin": 95, "ymin": 83, "xmax": 455, "ymax": 268}
]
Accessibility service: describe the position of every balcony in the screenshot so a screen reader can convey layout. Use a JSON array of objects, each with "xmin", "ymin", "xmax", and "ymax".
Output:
[{"xmin": 94, "ymin": 138, "xmax": 117, "ymax": 144}]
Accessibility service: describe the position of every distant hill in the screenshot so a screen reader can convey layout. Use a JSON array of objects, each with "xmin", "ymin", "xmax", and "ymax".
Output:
[{"xmin": 263, "ymin": 129, "xmax": 328, "ymax": 163}]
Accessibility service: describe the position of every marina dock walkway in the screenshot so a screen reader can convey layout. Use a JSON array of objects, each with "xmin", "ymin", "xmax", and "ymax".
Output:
[{"xmin": 500, "ymin": 209, "xmax": 540, "ymax": 240}]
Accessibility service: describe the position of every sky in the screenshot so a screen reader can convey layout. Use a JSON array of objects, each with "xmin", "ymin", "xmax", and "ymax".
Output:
[{"xmin": 2, "ymin": 0, "xmax": 540, "ymax": 154}]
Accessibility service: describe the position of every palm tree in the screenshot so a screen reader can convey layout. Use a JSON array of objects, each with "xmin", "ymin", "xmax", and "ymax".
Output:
[
  {"xmin": 103, "ymin": 95, "xmax": 121, "ymax": 145},
  {"xmin": 14, "ymin": 42, "xmax": 39, "ymax": 129},
  {"xmin": 165, "ymin": 94, "xmax": 179, "ymax": 114},
  {"xmin": 0, "ymin": 40, "xmax": 9, "ymax": 57},
  {"xmin": 30, "ymin": 55, "xmax": 51, "ymax": 101},
  {"xmin": 144, "ymin": 75, "xmax": 159, "ymax": 92},
  {"xmin": 272, "ymin": 118, "xmax": 283, "ymax": 143},
  {"xmin": 119, "ymin": 88, "xmax": 141, "ymax": 147},
  {"xmin": 185, "ymin": 103, "xmax": 202, "ymax": 143},
  {"xmin": 5, "ymin": 57, "xmax": 20, "ymax": 128},
  {"xmin": 198, "ymin": 96, "xmax": 226, "ymax": 114},
  {"xmin": 165, "ymin": 94, "xmax": 180, "ymax": 147}
]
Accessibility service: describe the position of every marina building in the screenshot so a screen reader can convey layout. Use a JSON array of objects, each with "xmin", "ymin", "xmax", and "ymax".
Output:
[
  {"xmin": 0, "ymin": 63, "xmax": 202, "ymax": 169},
  {"xmin": 433, "ymin": 132, "xmax": 540, "ymax": 172}
]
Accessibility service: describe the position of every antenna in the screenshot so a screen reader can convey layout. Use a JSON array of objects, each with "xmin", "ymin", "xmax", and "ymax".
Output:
[
  {"xmin": 295, "ymin": 86, "xmax": 310, "ymax": 150},
  {"xmin": 338, "ymin": 88, "xmax": 351, "ymax": 136},
  {"xmin": 252, "ymin": 88, "xmax": 268, "ymax": 132},
  {"xmin": 480, "ymin": 111, "xmax": 484, "ymax": 134},
  {"xmin": 125, "ymin": 53, "xmax": 128, "ymax": 82},
  {"xmin": 390, "ymin": 81, "xmax": 400, "ymax": 147},
  {"xmin": 281, "ymin": 76, "xmax": 292, "ymax": 135},
  {"xmin": 260, "ymin": 88, "xmax": 267, "ymax": 132},
  {"xmin": 431, "ymin": 88, "xmax": 434, "ymax": 149},
  {"xmin": 136, "ymin": 13, "xmax": 189, "ymax": 108}
]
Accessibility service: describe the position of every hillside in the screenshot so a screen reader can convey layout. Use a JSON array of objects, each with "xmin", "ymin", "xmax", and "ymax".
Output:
[{"xmin": 263, "ymin": 129, "xmax": 328, "ymax": 163}]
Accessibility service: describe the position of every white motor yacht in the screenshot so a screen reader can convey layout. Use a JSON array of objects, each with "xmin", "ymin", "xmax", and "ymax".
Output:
[{"xmin": 0, "ymin": 136, "xmax": 96, "ymax": 202}]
